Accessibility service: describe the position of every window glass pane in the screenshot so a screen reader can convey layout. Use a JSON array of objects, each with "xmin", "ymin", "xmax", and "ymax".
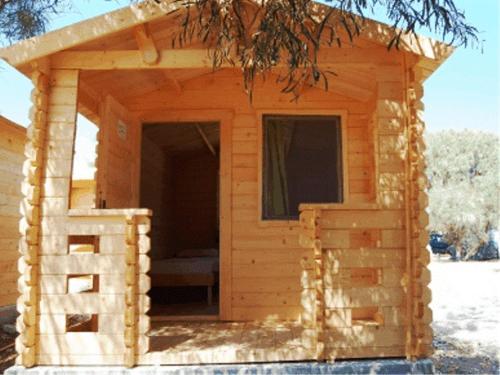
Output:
[{"xmin": 263, "ymin": 115, "xmax": 343, "ymax": 220}]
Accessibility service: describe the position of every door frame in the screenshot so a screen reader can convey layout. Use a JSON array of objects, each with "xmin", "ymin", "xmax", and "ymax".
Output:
[{"xmin": 139, "ymin": 109, "xmax": 234, "ymax": 321}]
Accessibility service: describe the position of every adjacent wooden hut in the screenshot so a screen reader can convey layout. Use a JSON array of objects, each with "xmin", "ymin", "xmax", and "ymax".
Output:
[
  {"xmin": 0, "ymin": 116, "xmax": 26, "ymax": 308},
  {"xmin": 0, "ymin": 0, "xmax": 453, "ymax": 368}
]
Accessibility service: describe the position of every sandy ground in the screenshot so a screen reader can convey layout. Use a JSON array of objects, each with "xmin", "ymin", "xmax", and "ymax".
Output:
[{"xmin": 429, "ymin": 258, "xmax": 500, "ymax": 374}]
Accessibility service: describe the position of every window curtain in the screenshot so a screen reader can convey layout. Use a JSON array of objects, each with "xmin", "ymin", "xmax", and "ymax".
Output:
[{"xmin": 265, "ymin": 119, "xmax": 295, "ymax": 218}]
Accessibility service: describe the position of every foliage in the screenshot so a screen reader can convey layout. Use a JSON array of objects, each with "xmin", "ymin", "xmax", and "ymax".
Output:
[
  {"xmin": 1, "ymin": 0, "xmax": 479, "ymax": 98},
  {"xmin": 165, "ymin": 0, "xmax": 479, "ymax": 98},
  {"xmin": 425, "ymin": 130, "xmax": 499, "ymax": 258},
  {"xmin": 0, "ymin": 0, "xmax": 68, "ymax": 41}
]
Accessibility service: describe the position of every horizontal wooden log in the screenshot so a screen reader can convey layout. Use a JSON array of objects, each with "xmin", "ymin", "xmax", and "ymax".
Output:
[
  {"xmin": 51, "ymin": 48, "xmax": 400, "ymax": 70},
  {"xmin": 36, "ymin": 354, "xmax": 123, "ymax": 366},
  {"xmin": 323, "ymin": 287, "xmax": 403, "ymax": 308},
  {"xmin": 319, "ymin": 210, "xmax": 405, "ymax": 229},
  {"xmin": 325, "ymin": 326, "xmax": 405, "ymax": 348},
  {"xmin": 39, "ymin": 294, "xmax": 125, "ymax": 314},
  {"xmin": 38, "ymin": 333, "xmax": 130, "ymax": 355}
]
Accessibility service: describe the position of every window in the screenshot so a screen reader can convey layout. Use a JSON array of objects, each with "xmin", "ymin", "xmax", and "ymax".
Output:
[{"xmin": 262, "ymin": 115, "xmax": 343, "ymax": 220}]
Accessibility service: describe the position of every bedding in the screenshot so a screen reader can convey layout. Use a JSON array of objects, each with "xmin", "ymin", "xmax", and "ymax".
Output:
[
  {"xmin": 150, "ymin": 256, "xmax": 219, "ymax": 275},
  {"xmin": 149, "ymin": 252, "xmax": 219, "ymax": 305}
]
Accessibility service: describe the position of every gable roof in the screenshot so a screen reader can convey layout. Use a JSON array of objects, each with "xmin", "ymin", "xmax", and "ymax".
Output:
[{"xmin": 0, "ymin": 0, "xmax": 453, "ymax": 80}]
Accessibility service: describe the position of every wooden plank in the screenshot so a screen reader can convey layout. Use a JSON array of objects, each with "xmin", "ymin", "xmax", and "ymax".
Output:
[
  {"xmin": 39, "ymin": 254, "xmax": 127, "ymax": 274},
  {"xmin": 231, "ymin": 306, "xmax": 302, "ymax": 320},
  {"xmin": 39, "ymin": 294, "xmax": 125, "ymax": 314},
  {"xmin": 233, "ymin": 263, "xmax": 307, "ymax": 278},
  {"xmin": 36, "ymin": 354, "xmax": 123, "ymax": 366},
  {"xmin": 232, "ymin": 249, "xmax": 311, "ymax": 264},
  {"xmin": 38, "ymin": 313, "xmax": 149, "ymax": 335},
  {"xmin": 38, "ymin": 333, "xmax": 127, "ymax": 355},
  {"xmin": 319, "ymin": 210, "xmax": 405, "ymax": 229},
  {"xmin": 324, "ymin": 248, "xmax": 405, "ymax": 268},
  {"xmin": 324, "ymin": 287, "xmax": 403, "ymax": 308},
  {"xmin": 219, "ymin": 114, "xmax": 233, "ymax": 320},
  {"xmin": 51, "ymin": 48, "xmax": 402, "ymax": 70},
  {"xmin": 327, "ymin": 345, "xmax": 405, "ymax": 359},
  {"xmin": 232, "ymin": 292, "xmax": 302, "ymax": 308},
  {"xmin": 232, "ymin": 277, "xmax": 305, "ymax": 293},
  {"xmin": 232, "ymin": 235, "xmax": 301, "ymax": 250}
]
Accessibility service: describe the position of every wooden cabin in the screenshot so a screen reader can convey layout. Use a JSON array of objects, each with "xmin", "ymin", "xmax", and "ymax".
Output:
[
  {"xmin": 0, "ymin": 0, "xmax": 453, "ymax": 368},
  {"xmin": 0, "ymin": 116, "xmax": 96, "ymax": 310},
  {"xmin": 0, "ymin": 116, "xmax": 26, "ymax": 308}
]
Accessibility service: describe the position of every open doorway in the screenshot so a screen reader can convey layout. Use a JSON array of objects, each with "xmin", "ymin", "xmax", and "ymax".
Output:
[
  {"xmin": 70, "ymin": 114, "xmax": 98, "ymax": 209},
  {"xmin": 140, "ymin": 122, "xmax": 220, "ymax": 319}
]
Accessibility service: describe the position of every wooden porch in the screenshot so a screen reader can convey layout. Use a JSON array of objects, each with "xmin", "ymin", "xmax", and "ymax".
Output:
[{"xmin": 141, "ymin": 321, "xmax": 311, "ymax": 365}]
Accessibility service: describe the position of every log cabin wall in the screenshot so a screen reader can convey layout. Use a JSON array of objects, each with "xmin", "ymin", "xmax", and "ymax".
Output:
[
  {"xmin": 298, "ymin": 61, "xmax": 432, "ymax": 360},
  {"xmin": 96, "ymin": 95, "xmax": 141, "ymax": 209},
  {"xmin": 0, "ymin": 117, "xmax": 26, "ymax": 307},
  {"xmin": 69, "ymin": 179, "xmax": 96, "ymax": 209},
  {"xmin": 124, "ymin": 67, "xmax": 379, "ymax": 321},
  {"xmin": 18, "ymin": 67, "xmax": 152, "ymax": 367}
]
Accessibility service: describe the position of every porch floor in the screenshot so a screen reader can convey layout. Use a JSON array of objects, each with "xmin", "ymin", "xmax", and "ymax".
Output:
[{"xmin": 139, "ymin": 321, "xmax": 313, "ymax": 365}]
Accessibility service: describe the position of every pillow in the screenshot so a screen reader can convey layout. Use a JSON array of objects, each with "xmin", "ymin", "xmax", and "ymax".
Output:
[{"xmin": 176, "ymin": 248, "xmax": 219, "ymax": 258}]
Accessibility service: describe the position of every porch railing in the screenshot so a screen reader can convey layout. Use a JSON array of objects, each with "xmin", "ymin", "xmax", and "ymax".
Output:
[
  {"xmin": 298, "ymin": 203, "xmax": 432, "ymax": 361},
  {"xmin": 33, "ymin": 208, "xmax": 151, "ymax": 367}
]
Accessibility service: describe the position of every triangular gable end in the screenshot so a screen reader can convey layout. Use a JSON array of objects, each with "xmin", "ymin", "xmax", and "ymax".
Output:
[{"xmin": 0, "ymin": 0, "xmax": 454, "ymax": 81}]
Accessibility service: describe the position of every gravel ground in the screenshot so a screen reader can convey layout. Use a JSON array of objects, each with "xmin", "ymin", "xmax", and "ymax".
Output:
[
  {"xmin": 429, "ymin": 258, "xmax": 500, "ymax": 374},
  {"xmin": 0, "ymin": 258, "xmax": 498, "ymax": 374}
]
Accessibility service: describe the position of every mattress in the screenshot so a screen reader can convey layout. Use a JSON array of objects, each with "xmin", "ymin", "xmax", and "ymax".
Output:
[{"xmin": 150, "ymin": 256, "xmax": 219, "ymax": 275}]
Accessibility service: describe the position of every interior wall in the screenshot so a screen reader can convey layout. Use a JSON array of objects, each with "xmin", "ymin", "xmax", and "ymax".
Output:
[
  {"xmin": 140, "ymin": 131, "xmax": 219, "ymax": 259},
  {"xmin": 171, "ymin": 150, "xmax": 219, "ymax": 252},
  {"xmin": 140, "ymin": 136, "xmax": 173, "ymax": 260}
]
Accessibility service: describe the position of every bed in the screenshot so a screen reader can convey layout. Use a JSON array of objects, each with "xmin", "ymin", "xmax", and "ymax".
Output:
[{"xmin": 150, "ymin": 248, "xmax": 219, "ymax": 305}]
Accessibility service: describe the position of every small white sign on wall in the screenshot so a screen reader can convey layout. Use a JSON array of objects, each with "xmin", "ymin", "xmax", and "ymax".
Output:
[{"xmin": 117, "ymin": 119, "xmax": 127, "ymax": 140}]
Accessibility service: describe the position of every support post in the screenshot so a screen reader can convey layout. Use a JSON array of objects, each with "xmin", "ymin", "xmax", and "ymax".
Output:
[
  {"xmin": 404, "ymin": 65, "xmax": 433, "ymax": 359},
  {"xmin": 313, "ymin": 209, "xmax": 325, "ymax": 361},
  {"xmin": 15, "ymin": 59, "xmax": 50, "ymax": 367},
  {"xmin": 124, "ymin": 215, "xmax": 138, "ymax": 368}
]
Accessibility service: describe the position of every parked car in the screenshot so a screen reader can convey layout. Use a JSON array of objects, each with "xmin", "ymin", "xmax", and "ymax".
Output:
[
  {"xmin": 429, "ymin": 232, "xmax": 459, "ymax": 260},
  {"xmin": 469, "ymin": 230, "xmax": 499, "ymax": 261},
  {"xmin": 429, "ymin": 230, "xmax": 499, "ymax": 261}
]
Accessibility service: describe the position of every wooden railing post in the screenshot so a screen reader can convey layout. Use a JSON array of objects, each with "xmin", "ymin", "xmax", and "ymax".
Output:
[
  {"xmin": 312, "ymin": 209, "xmax": 325, "ymax": 361},
  {"xmin": 124, "ymin": 215, "xmax": 138, "ymax": 367}
]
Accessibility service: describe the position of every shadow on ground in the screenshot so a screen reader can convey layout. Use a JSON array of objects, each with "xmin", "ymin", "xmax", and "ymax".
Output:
[{"xmin": 432, "ymin": 334, "xmax": 499, "ymax": 374}]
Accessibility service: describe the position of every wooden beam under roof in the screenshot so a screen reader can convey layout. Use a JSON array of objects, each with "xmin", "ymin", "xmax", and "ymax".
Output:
[
  {"xmin": 132, "ymin": 24, "xmax": 182, "ymax": 94},
  {"xmin": 133, "ymin": 24, "xmax": 159, "ymax": 65},
  {"xmin": 51, "ymin": 48, "xmax": 403, "ymax": 70}
]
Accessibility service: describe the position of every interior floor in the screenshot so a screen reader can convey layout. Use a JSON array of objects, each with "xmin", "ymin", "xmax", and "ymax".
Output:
[{"xmin": 140, "ymin": 321, "xmax": 311, "ymax": 365}]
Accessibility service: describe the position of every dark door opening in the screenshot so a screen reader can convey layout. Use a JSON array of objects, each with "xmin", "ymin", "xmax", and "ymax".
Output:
[{"xmin": 140, "ymin": 122, "xmax": 220, "ymax": 319}]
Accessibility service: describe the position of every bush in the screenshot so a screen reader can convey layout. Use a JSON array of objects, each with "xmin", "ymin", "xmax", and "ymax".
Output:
[{"xmin": 425, "ymin": 130, "xmax": 499, "ymax": 259}]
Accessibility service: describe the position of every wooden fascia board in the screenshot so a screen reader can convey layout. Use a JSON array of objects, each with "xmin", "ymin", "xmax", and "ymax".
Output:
[
  {"xmin": 0, "ymin": 2, "xmax": 179, "ymax": 67},
  {"xmin": 51, "ymin": 48, "xmax": 404, "ymax": 70}
]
